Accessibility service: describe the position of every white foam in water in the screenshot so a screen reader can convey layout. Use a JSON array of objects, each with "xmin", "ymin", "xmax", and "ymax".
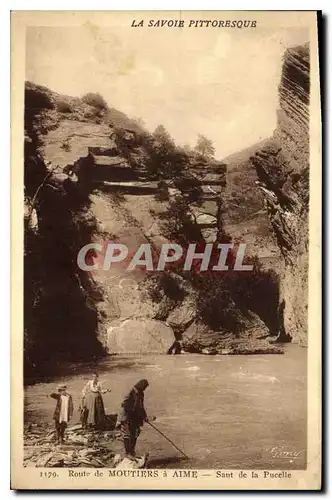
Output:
[
  {"xmin": 145, "ymin": 365, "xmax": 162, "ymax": 371},
  {"xmin": 185, "ymin": 366, "xmax": 200, "ymax": 372},
  {"xmin": 233, "ymin": 372, "xmax": 279, "ymax": 383}
]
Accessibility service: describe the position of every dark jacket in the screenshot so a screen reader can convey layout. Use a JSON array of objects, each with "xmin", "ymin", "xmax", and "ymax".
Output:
[
  {"xmin": 50, "ymin": 393, "xmax": 74, "ymax": 422},
  {"xmin": 119, "ymin": 388, "xmax": 147, "ymax": 426}
]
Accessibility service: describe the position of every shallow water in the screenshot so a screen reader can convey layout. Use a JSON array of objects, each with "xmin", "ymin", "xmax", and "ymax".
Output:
[{"xmin": 25, "ymin": 345, "xmax": 307, "ymax": 469}]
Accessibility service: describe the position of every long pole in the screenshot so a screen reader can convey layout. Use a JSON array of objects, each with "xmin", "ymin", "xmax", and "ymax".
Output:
[{"xmin": 147, "ymin": 421, "xmax": 189, "ymax": 459}]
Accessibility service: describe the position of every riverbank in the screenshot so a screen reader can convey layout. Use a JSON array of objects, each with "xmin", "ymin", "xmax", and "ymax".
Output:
[{"xmin": 25, "ymin": 347, "xmax": 306, "ymax": 469}]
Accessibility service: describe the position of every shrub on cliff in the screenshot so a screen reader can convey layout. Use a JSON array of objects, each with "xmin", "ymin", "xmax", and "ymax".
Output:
[
  {"xmin": 195, "ymin": 280, "xmax": 246, "ymax": 334},
  {"xmin": 82, "ymin": 92, "xmax": 109, "ymax": 111},
  {"xmin": 25, "ymin": 82, "xmax": 55, "ymax": 113},
  {"xmin": 56, "ymin": 99, "xmax": 73, "ymax": 113},
  {"xmin": 189, "ymin": 255, "xmax": 279, "ymax": 335},
  {"xmin": 83, "ymin": 108, "xmax": 103, "ymax": 122},
  {"xmin": 159, "ymin": 197, "xmax": 202, "ymax": 245}
]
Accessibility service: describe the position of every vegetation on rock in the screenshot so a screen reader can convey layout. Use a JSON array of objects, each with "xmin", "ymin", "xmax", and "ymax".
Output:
[
  {"xmin": 195, "ymin": 134, "xmax": 215, "ymax": 159},
  {"xmin": 82, "ymin": 92, "xmax": 109, "ymax": 111},
  {"xmin": 24, "ymin": 78, "xmax": 286, "ymax": 371},
  {"xmin": 24, "ymin": 83, "xmax": 106, "ymax": 380}
]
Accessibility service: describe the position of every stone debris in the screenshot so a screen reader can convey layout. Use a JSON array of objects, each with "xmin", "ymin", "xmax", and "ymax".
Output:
[
  {"xmin": 23, "ymin": 423, "xmax": 146, "ymax": 469},
  {"xmin": 115, "ymin": 455, "xmax": 148, "ymax": 469}
]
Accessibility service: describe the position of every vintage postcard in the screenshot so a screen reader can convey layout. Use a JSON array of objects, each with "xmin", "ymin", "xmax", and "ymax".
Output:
[{"xmin": 11, "ymin": 10, "xmax": 321, "ymax": 490}]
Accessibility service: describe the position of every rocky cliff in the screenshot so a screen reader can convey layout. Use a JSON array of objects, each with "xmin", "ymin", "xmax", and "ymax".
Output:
[
  {"xmin": 24, "ymin": 81, "xmax": 283, "ymax": 374},
  {"xmin": 39, "ymin": 113, "xmax": 228, "ymax": 354},
  {"xmin": 251, "ymin": 44, "xmax": 310, "ymax": 345},
  {"xmin": 24, "ymin": 83, "xmax": 232, "ymax": 365},
  {"xmin": 222, "ymin": 141, "xmax": 281, "ymax": 270}
]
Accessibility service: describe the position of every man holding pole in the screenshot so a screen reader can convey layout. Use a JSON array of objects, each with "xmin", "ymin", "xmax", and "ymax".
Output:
[
  {"xmin": 116, "ymin": 379, "xmax": 150, "ymax": 460},
  {"xmin": 116, "ymin": 378, "xmax": 189, "ymax": 461}
]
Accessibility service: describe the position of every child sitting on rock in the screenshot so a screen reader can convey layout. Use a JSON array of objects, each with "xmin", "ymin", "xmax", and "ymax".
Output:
[{"xmin": 49, "ymin": 385, "xmax": 73, "ymax": 445}]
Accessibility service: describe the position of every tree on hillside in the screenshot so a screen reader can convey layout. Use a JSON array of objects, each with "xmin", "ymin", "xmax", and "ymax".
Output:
[
  {"xmin": 145, "ymin": 124, "xmax": 182, "ymax": 178},
  {"xmin": 195, "ymin": 134, "xmax": 215, "ymax": 158},
  {"xmin": 133, "ymin": 117, "xmax": 146, "ymax": 130},
  {"xmin": 153, "ymin": 125, "xmax": 175, "ymax": 153},
  {"xmin": 182, "ymin": 144, "xmax": 193, "ymax": 155}
]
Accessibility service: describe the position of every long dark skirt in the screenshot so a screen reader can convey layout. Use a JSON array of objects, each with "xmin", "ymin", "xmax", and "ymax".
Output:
[{"xmin": 82, "ymin": 392, "xmax": 106, "ymax": 429}]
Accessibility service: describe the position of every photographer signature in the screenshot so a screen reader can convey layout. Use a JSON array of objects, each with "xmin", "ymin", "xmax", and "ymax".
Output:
[{"xmin": 267, "ymin": 446, "xmax": 303, "ymax": 460}]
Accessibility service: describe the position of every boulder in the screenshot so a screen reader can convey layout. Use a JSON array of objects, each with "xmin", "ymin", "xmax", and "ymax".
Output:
[
  {"xmin": 242, "ymin": 311, "xmax": 270, "ymax": 339},
  {"xmin": 182, "ymin": 313, "xmax": 277, "ymax": 355},
  {"xmin": 201, "ymin": 348, "xmax": 217, "ymax": 355},
  {"xmin": 168, "ymin": 187, "xmax": 181, "ymax": 197},
  {"xmin": 201, "ymin": 228, "xmax": 218, "ymax": 243},
  {"xmin": 107, "ymin": 319, "xmax": 175, "ymax": 354},
  {"xmin": 116, "ymin": 454, "xmax": 148, "ymax": 469},
  {"xmin": 195, "ymin": 213, "xmax": 217, "ymax": 227},
  {"xmin": 191, "ymin": 199, "xmax": 219, "ymax": 217},
  {"xmin": 182, "ymin": 321, "xmax": 220, "ymax": 351}
]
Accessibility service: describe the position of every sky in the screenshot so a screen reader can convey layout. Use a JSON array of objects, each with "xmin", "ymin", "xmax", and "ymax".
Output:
[{"xmin": 26, "ymin": 22, "xmax": 308, "ymax": 159}]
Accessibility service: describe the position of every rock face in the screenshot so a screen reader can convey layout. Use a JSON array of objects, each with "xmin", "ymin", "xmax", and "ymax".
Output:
[
  {"xmin": 181, "ymin": 313, "xmax": 283, "ymax": 355},
  {"xmin": 25, "ymin": 80, "xmax": 286, "ymax": 366},
  {"xmin": 107, "ymin": 319, "xmax": 175, "ymax": 354},
  {"xmin": 79, "ymin": 142, "xmax": 226, "ymax": 353},
  {"xmin": 251, "ymin": 44, "xmax": 310, "ymax": 345},
  {"xmin": 55, "ymin": 120, "xmax": 227, "ymax": 353},
  {"xmin": 222, "ymin": 141, "xmax": 281, "ymax": 270}
]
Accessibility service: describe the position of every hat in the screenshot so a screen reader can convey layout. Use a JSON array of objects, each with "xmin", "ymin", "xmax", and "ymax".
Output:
[{"xmin": 57, "ymin": 384, "xmax": 67, "ymax": 391}]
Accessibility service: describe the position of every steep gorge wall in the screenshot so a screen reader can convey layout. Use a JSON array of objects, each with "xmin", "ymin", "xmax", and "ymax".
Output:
[
  {"xmin": 24, "ymin": 85, "xmax": 108, "ymax": 378},
  {"xmin": 24, "ymin": 83, "xmax": 230, "ymax": 357},
  {"xmin": 222, "ymin": 141, "xmax": 281, "ymax": 270},
  {"xmin": 25, "ymin": 81, "xmax": 284, "ymax": 364},
  {"xmin": 68, "ymin": 142, "xmax": 227, "ymax": 353},
  {"xmin": 251, "ymin": 44, "xmax": 310, "ymax": 345}
]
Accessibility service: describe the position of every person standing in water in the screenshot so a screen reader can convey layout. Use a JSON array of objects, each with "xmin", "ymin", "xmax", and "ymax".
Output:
[
  {"xmin": 81, "ymin": 372, "xmax": 111, "ymax": 430},
  {"xmin": 49, "ymin": 384, "xmax": 73, "ymax": 445},
  {"xmin": 117, "ymin": 379, "xmax": 150, "ymax": 460}
]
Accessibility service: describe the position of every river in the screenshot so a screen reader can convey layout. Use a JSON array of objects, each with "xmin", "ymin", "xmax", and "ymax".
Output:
[{"xmin": 24, "ymin": 345, "xmax": 307, "ymax": 469}]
